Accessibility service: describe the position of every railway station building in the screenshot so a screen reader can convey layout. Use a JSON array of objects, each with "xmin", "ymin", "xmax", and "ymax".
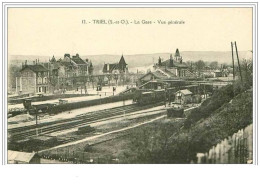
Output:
[
  {"xmin": 18, "ymin": 62, "xmax": 50, "ymax": 94},
  {"xmin": 138, "ymin": 49, "xmax": 197, "ymax": 87}
]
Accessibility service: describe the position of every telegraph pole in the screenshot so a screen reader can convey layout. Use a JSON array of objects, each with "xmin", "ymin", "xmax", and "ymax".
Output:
[
  {"xmin": 231, "ymin": 42, "xmax": 235, "ymax": 80},
  {"xmin": 234, "ymin": 41, "xmax": 243, "ymax": 82},
  {"xmin": 35, "ymin": 108, "xmax": 38, "ymax": 136}
]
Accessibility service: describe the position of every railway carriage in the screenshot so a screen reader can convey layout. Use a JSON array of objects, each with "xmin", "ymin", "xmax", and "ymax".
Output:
[
  {"xmin": 133, "ymin": 84, "xmax": 203, "ymax": 106},
  {"xmin": 133, "ymin": 89, "xmax": 166, "ymax": 105}
]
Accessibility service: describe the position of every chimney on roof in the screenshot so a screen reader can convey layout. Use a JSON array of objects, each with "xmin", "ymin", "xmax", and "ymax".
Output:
[
  {"xmin": 86, "ymin": 58, "xmax": 89, "ymax": 62},
  {"xmin": 25, "ymin": 60, "xmax": 27, "ymax": 66}
]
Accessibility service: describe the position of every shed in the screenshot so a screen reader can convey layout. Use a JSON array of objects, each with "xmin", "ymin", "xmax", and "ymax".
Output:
[
  {"xmin": 8, "ymin": 150, "xmax": 40, "ymax": 164},
  {"xmin": 214, "ymin": 70, "xmax": 223, "ymax": 77},
  {"xmin": 175, "ymin": 89, "xmax": 193, "ymax": 104}
]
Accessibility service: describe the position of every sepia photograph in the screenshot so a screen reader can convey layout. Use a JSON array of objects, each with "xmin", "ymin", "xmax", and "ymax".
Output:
[{"xmin": 4, "ymin": 4, "xmax": 255, "ymax": 165}]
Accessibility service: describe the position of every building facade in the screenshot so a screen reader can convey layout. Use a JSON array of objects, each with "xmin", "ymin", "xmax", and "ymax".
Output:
[
  {"xmin": 19, "ymin": 63, "xmax": 49, "ymax": 94},
  {"xmin": 139, "ymin": 49, "xmax": 197, "ymax": 86},
  {"xmin": 103, "ymin": 55, "xmax": 128, "ymax": 74},
  {"xmin": 48, "ymin": 53, "xmax": 94, "ymax": 91},
  {"xmin": 175, "ymin": 89, "xmax": 193, "ymax": 104}
]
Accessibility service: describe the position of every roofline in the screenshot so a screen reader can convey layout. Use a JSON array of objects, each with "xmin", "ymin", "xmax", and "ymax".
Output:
[{"xmin": 20, "ymin": 65, "xmax": 49, "ymax": 73}]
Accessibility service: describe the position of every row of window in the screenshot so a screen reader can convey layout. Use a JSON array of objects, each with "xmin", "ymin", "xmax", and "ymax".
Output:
[
  {"xmin": 37, "ymin": 72, "xmax": 48, "ymax": 77},
  {"xmin": 38, "ymin": 77, "xmax": 48, "ymax": 84},
  {"xmin": 38, "ymin": 86, "xmax": 48, "ymax": 93},
  {"xmin": 23, "ymin": 72, "xmax": 34, "ymax": 77},
  {"xmin": 23, "ymin": 71, "xmax": 49, "ymax": 77}
]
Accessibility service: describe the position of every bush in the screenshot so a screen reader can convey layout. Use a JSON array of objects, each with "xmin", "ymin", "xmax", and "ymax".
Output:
[
  {"xmin": 120, "ymin": 75, "xmax": 253, "ymax": 163},
  {"xmin": 184, "ymin": 84, "xmax": 238, "ymax": 129}
]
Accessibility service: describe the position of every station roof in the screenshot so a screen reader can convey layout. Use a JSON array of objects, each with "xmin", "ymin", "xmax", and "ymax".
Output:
[
  {"xmin": 142, "ymin": 91, "xmax": 153, "ymax": 94},
  {"xmin": 8, "ymin": 150, "xmax": 36, "ymax": 163},
  {"xmin": 176, "ymin": 89, "xmax": 193, "ymax": 95}
]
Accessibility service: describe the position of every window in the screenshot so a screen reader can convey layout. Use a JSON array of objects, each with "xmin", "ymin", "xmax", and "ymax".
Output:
[
  {"xmin": 38, "ymin": 77, "xmax": 42, "ymax": 84},
  {"xmin": 38, "ymin": 87, "xmax": 42, "ymax": 92}
]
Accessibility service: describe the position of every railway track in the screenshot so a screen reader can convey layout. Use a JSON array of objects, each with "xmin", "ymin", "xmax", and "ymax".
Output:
[{"xmin": 9, "ymin": 102, "xmax": 164, "ymax": 141}]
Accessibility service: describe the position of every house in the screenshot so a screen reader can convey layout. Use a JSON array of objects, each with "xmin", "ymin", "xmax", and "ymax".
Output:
[
  {"xmin": 58, "ymin": 53, "xmax": 91, "ymax": 77},
  {"xmin": 154, "ymin": 49, "xmax": 189, "ymax": 77},
  {"xmin": 175, "ymin": 89, "xmax": 193, "ymax": 104},
  {"xmin": 19, "ymin": 62, "xmax": 49, "ymax": 94},
  {"xmin": 138, "ymin": 49, "xmax": 196, "ymax": 86},
  {"xmin": 8, "ymin": 150, "xmax": 40, "ymax": 164},
  {"xmin": 48, "ymin": 54, "xmax": 93, "ymax": 90},
  {"xmin": 103, "ymin": 55, "xmax": 128, "ymax": 74}
]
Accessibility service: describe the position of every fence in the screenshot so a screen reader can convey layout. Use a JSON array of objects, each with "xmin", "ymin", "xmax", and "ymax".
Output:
[{"xmin": 196, "ymin": 124, "xmax": 253, "ymax": 164}]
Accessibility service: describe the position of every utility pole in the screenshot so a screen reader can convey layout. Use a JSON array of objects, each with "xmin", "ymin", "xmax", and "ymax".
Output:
[
  {"xmin": 231, "ymin": 42, "xmax": 235, "ymax": 80},
  {"xmin": 35, "ymin": 108, "xmax": 38, "ymax": 136},
  {"xmin": 234, "ymin": 41, "xmax": 243, "ymax": 82},
  {"xmin": 164, "ymin": 87, "xmax": 167, "ymax": 107}
]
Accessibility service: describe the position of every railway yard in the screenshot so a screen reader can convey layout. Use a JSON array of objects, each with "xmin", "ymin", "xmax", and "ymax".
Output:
[{"xmin": 8, "ymin": 78, "xmax": 246, "ymax": 164}]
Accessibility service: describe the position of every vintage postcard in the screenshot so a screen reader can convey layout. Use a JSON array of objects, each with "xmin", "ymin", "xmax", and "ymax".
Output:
[{"xmin": 3, "ymin": 3, "xmax": 256, "ymax": 165}]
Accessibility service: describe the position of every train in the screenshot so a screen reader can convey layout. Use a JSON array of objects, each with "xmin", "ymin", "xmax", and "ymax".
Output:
[
  {"xmin": 23, "ymin": 98, "xmax": 56, "ymax": 115},
  {"xmin": 133, "ymin": 89, "xmax": 166, "ymax": 105},
  {"xmin": 133, "ymin": 84, "xmax": 213, "ymax": 105}
]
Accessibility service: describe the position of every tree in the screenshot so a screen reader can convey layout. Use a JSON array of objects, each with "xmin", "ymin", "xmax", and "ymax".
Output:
[
  {"xmin": 98, "ymin": 75, "xmax": 104, "ymax": 87},
  {"xmin": 114, "ymin": 74, "xmax": 119, "ymax": 86},
  {"xmin": 209, "ymin": 61, "xmax": 218, "ymax": 70},
  {"xmin": 107, "ymin": 74, "xmax": 112, "ymax": 87},
  {"xmin": 240, "ymin": 59, "xmax": 253, "ymax": 86},
  {"xmin": 195, "ymin": 60, "xmax": 206, "ymax": 71},
  {"xmin": 186, "ymin": 61, "xmax": 194, "ymax": 72},
  {"xmin": 88, "ymin": 62, "xmax": 94, "ymax": 75},
  {"xmin": 84, "ymin": 75, "xmax": 89, "ymax": 94},
  {"xmin": 89, "ymin": 75, "xmax": 95, "ymax": 89},
  {"xmin": 49, "ymin": 76, "xmax": 58, "ymax": 93}
]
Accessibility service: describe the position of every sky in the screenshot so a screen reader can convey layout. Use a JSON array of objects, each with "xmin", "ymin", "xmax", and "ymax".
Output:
[{"xmin": 8, "ymin": 8, "xmax": 253, "ymax": 56}]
